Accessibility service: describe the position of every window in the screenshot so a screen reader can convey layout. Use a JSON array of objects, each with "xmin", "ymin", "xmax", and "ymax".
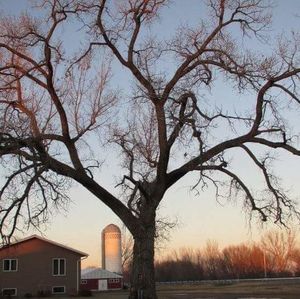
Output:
[
  {"xmin": 52, "ymin": 258, "xmax": 66, "ymax": 276},
  {"xmin": 81, "ymin": 280, "xmax": 87, "ymax": 285},
  {"xmin": 52, "ymin": 286, "xmax": 65, "ymax": 294},
  {"xmin": 2, "ymin": 289, "xmax": 17, "ymax": 296},
  {"xmin": 109, "ymin": 278, "xmax": 120, "ymax": 283},
  {"xmin": 3, "ymin": 259, "xmax": 18, "ymax": 272}
]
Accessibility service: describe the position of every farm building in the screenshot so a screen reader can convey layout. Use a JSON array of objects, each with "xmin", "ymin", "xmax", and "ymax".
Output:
[
  {"xmin": 0, "ymin": 235, "xmax": 88, "ymax": 297},
  {"xmin": 81, "ymin": 268, "xmax": 123, "ymax": 291}
]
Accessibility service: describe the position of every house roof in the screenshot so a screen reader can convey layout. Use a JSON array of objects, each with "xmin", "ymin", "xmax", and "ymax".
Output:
[
  {"xmin": 0, "ymin": 234, "xmax": 88, "ymax": 257},
  {"xmin": 82, "ymin": 267, "xmax": 122, "ymax": 279}
]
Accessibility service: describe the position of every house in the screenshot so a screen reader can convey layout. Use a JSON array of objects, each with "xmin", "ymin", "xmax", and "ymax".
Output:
[
  {"xmin": 0, "ymin": 235, "xmax": 88, "ymax": 297},
  {"xmin": 80, "ymin": 268, "xmax": 123, "ymax": 291}
]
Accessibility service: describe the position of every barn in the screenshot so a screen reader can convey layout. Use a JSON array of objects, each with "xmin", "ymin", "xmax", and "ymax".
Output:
[{"xmin": 80, "ymin": 268, "xmax": 123, "ymax": 291}]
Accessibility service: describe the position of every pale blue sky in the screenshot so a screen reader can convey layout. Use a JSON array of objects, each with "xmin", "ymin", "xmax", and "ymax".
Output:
[{"xmin": 1, "ymin": 0, "xmax": 300, "ymax": 268}]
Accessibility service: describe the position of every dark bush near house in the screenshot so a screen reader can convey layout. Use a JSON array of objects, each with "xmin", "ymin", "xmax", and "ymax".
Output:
[
  {"xmin": 37, "ymin": 290, "xmax": 51, "ymax": 297},
  {"xmin": 77, "ymin": 290, "xmax": 92, "ymax": 297}
]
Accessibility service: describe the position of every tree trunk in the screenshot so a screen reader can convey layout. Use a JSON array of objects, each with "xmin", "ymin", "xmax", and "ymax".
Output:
[{"xmin": 129, "ymin": 224, "xmax": 157, "ymax": 299}]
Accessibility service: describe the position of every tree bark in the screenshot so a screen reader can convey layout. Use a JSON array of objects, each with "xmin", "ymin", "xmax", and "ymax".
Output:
[{"xmin": 129, "ymin": 224, "xmax": 157, "ymax": 299}]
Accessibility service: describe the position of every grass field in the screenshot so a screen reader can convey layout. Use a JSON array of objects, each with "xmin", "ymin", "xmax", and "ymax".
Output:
[{"xmin": 75, "ymin": 281, "xmax": 300, "ymax": 299}]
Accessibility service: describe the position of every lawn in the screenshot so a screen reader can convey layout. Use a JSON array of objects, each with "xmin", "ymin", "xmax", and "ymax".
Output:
[
  {"xmin": 72, "ymin": 281, "xmax": 300, "ymax": 299},
  {"xmin": 157, "ymin": 281, "xmax": 300, "ymax": 298}
]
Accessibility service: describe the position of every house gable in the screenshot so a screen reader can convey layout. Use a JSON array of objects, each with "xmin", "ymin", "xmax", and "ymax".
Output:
[{"xmin": 0, "ymin": 235, "xmax": 87, "ymax": 257}]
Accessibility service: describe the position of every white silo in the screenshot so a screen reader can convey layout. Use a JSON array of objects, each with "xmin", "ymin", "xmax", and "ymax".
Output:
[{"xmin": 101, "ymin": 224, "xmax": 122, "ymax": 274}]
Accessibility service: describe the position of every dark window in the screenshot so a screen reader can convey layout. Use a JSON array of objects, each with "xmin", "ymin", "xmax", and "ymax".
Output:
[
  {"xmin": 109, "ymin": 278, "xmax": 119, "ymax": 283},
  {"xmin": 3, "ymin": 259, "xmax": 18, "ymax": 272},
  {"xmin": 52, "ymin": 259, "xmax": 66, "ymax": 276},
  {"xmin": 3, "ymin": 260, "xmax": 9, "ymax": 271},
  {"xmin": 52, "ymin": 286, "xmax": 65, "ymax": 294},
  {"xmin": 81, "ymin": 280, "xmax": 87, "ymax": 285},
  {"xmin": 53, "ymin": 259, "xmax": 58, "ymax": 275},
  {"xmin": 59, "ymin": 259, "xmax": 65, "ymax": 275},
  {"xmin": 2, "ymin": 289, "xmax": 17, "ymax": 296},
  {"xmin": 11, "ymin": 259, "xmax": 17, "ymax": 271}
]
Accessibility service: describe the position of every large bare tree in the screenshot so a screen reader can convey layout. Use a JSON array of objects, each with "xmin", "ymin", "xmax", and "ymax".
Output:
[{"xmin": 1, "ymin": 0, "xmax": 300, "ymax": 298}]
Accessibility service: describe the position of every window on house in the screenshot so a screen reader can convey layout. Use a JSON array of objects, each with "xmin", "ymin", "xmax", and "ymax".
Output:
[
  {"xmin": 52, "ymin": 258, "xmax": 66, "ymax": 276},
  {"xmin": 3, "ymin": 259, "xmax": 18, "ymax": 272},
  {"xmin": 52, "ymin": 286, "xmax": 65, "ymax": 294},
  {"xmin": 2, "ymin": 288, "xmax": 17, "ymax": 296}
]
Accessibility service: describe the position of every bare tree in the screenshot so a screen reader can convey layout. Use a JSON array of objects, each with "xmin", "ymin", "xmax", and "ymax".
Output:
[
  {"xmin": 261, "ymin": 229, "xmax": 297, "ymax": 274},
  {"xmin": 1, "ymin": 1, "xmax": 300, "ymax": 298},
  {"xmin": 223, "ymin": 243, "xmax": 265, "ymax": 278},
  {"xmin": 156, "ymin": 247, "xmax": 204, "ymax": 281},
  {"xmin": 121, "ymin": 224, "xmax": 134, "ymax": 270},
  {"xmin": 291, "ymin": 247, "xmax": 300, "ymax": 275},
  {"xmin": 156, "ymin": 233, "xmax": 299, "ymax": 281},
  {"xmin": 202, "ymin": 240, "xmax": 224, "ymax": 279}
]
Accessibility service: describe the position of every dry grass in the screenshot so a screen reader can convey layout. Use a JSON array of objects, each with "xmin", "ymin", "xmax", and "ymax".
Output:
[
  {"xmin": 157, "ymin": 280, "xmax": 300, "ymax": 295},
  {"xmin": 62, "ymin": 281, "xmax": 300, "ymax": 299},
  {"xmin": 162, "ymin": 281, "xmax": 300, "ymax": 295}
]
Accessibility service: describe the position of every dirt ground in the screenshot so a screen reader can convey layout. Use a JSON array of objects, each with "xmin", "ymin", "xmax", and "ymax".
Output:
[{"xmin": 75, "ymin": 281, "xmax": 300, "ymax": 299}]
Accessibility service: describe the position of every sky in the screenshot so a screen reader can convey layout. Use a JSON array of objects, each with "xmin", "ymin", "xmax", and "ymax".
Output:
[{"xmin": 1, "ymin": 0, "xmax": 300, "ymax": 268}]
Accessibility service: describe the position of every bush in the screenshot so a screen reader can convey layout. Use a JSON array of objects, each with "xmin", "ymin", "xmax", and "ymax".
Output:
[
  {"xmin": 77, "ymin": 290, "xmax": 92, "ymax": 297},
  {"xmin": 37, "ymin": 290, "xmax": 51, "ymax": 297}
]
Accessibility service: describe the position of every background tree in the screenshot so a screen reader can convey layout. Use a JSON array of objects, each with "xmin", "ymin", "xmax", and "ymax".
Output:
[
  {"xmin": 1, "ymin": 1, "xmax": 300, "ymax": 298},
  {"xmin": 155, "ymin": 230, "xmax": 299, "ymax": 282},
  {"xmin": 121, "ymin": 225, "xmax": 134, "ymax": 273},
  {"xmin": 261, "ymin": 230, "xmax": 297, "ymax": 275},
  {"xmin": 291, "ymin": 247, "xmax": 300, "ymax": 276},
  {"xmin": 156, "ymin": 248, "xmax": 204, "ymax": 282},
  {"xmin": 223, "ymin": 243, "xmax": 265, "ymax": 278},
  {"xmin": 202, "ymin": 240, "xmax": 225, "ymax": 279}
]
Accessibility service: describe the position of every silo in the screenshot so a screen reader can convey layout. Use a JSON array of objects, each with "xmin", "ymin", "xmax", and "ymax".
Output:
[{"xmin": 101, "ymin": 224, "xmax": 122, "ymax": 274}]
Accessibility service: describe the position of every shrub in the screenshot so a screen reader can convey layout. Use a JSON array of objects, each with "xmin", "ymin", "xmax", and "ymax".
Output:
[
  {"xmin": 37, "ymin": 290, "xmax": 51, "ymax": 297},
  {"xmin": 77, "ymin": 290, "xmax": 92, "ymax": 297}
]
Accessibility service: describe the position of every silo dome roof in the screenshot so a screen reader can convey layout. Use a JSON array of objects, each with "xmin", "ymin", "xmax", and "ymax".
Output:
[{"xmin": 102, "ymin": 223, "xmax": 121, "ymax": 234}]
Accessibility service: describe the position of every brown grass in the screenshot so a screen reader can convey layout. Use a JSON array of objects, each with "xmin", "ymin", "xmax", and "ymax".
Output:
[
  {"xmin": 157, "ymin": 281, "xmax": 300, "ymax": 294},
  {"xmin": 158, "ymin": 281, "xmax": 300, "ymax": 295},
  {"xmin": 63, "ymin": 281, "xmax": 300, "ymax": 299}
]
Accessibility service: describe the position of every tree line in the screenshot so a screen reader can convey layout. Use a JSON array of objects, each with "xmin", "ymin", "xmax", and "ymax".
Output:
[{"xmin": 154, "ymin": 231, "xmax": 300, "ymax": 282}]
